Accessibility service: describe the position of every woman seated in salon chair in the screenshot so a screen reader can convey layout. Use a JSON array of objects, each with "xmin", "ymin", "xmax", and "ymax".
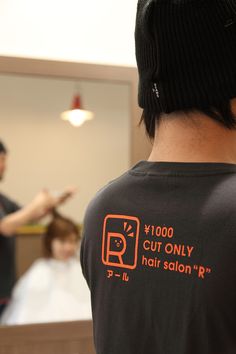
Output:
[{"xmin": 1, "ymin": 210, "xmax": 92, "ymax": 325}]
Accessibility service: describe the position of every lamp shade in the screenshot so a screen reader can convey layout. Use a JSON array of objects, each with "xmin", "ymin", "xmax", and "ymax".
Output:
[{"xmin": 61, "ymin": 95, "xmax": 94, "ymax": 127}]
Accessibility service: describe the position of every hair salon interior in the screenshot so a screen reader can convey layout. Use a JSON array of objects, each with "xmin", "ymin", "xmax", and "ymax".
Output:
[{"xmin": 0, "ymin": 1, "xmax": 151, "ymax": 354}]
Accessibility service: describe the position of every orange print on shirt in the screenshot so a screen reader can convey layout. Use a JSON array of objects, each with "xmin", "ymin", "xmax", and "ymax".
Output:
[{"xmin": 102, "ymin": 214, "xmax": 140, "ymax": 270}]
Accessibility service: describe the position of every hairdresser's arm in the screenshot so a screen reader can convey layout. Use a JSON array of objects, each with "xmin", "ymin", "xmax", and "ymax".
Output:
[
  {"xmin": 0, "ymin": 204, "xmax": 41, "ymax": 236},
  {"xmin": 0, "ymin": 187, "xmax": 76, "ymax": 237}
]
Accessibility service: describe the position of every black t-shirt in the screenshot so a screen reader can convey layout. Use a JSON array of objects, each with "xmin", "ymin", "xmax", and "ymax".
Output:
[
  {"xmin": 0, "ymin": 193, "xmax": 21, "ymax": 300},
  {"xmin": 81, "ymin": 160, "xmax": 236, "ymax": 354}
]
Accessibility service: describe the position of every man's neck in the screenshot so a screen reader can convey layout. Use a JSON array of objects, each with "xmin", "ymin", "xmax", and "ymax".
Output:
[{"xmin": 148, "ymin": 112, "xmax": 236, "ymax": 164}]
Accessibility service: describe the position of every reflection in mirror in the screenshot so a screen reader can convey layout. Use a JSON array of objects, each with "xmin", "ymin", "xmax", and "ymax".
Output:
[{"xmin": 0, "ymin": 73, "xmax": 131, "ymax": 326}]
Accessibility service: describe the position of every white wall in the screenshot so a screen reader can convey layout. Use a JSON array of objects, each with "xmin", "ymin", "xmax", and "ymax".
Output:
[
  {"xmin": 0, "ymin": 0, "xmax": 137, "ymax": 67},
  {"xmin": 0, "ymin": 74, "xmax": 130, "ymax": 222}
]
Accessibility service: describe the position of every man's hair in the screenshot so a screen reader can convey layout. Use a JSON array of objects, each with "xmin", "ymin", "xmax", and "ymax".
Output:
[
  {"xmin": 0, "ymin": 141, "xmax": 7, "ymax": 154},
  {"xmin": 140, "ymin": 100, "xmax": 236, "ymax": 140}
]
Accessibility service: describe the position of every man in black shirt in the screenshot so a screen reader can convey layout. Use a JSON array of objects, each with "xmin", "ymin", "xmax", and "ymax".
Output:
[
  {"xmin": 0, "ymin": 141, "xmax": 75, "ymax": 315},
  {"xmin": 81, "ymin": 1, "xmax": 236, "ymax": 354},
  {"xmin": 0, "ymin": 195, "xmax": 21, "ymax": 315}
]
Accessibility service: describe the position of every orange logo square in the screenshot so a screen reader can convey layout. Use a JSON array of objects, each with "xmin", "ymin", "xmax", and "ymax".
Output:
[{"xmin": 102, "ymin": 214, "xmax": 140, "ymax": 270}]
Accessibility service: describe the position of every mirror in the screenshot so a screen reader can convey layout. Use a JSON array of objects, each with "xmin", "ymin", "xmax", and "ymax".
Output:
[
  {"xmin": 0, "ymin": 57, "xmax": 147, "ymax": 327},
  {"xmin": 0, "ymin": 73, "xmax": 131, "ymax": 221}
]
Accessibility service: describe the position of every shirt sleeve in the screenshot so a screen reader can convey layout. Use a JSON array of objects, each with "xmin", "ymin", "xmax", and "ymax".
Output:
[
  {"xmin": 80, "ymin": 198, "xmax": 98, "ymax": 291},
  {"xmin": 0, "ymin": 194, "xmax": 21, "ymax": 220},
  {"xmin": 80, "ymin": 224, "xmax": 90, "ymax": 289}
]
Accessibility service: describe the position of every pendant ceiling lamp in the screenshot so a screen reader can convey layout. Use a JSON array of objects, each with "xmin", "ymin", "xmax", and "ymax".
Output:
[{"xmin": 61, "ymin": 94, "xmax": 94, "ymax": 127}]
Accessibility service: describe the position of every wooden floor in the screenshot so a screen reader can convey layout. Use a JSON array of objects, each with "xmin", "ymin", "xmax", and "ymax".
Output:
[{"xmin": 0, "ymin": 320, "xmax": 96, "ymax": 354}]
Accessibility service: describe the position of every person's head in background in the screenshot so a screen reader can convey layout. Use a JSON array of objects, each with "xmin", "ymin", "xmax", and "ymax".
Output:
[
  {"xmin": 0, "ymin": 141, "xmax": 7, "ymax": 181},
  {"xmin": 135, "ymin": 0, "xmax": 236, "ymax": 163},
  {"xmin": 43, "ymin": 210, "xmax": 80, "ymax": 261}
]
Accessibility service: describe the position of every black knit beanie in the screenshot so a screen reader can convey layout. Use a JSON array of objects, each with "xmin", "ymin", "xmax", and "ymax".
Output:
[{"xmin": 135, "ymin": 0, "xmax": 236, "ymax": 115}]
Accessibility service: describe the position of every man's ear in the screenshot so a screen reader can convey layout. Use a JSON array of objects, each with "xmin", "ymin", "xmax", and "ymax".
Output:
[{"xmin": 230, "ymin": 97, "xmax": 236, "ymax": 116}]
